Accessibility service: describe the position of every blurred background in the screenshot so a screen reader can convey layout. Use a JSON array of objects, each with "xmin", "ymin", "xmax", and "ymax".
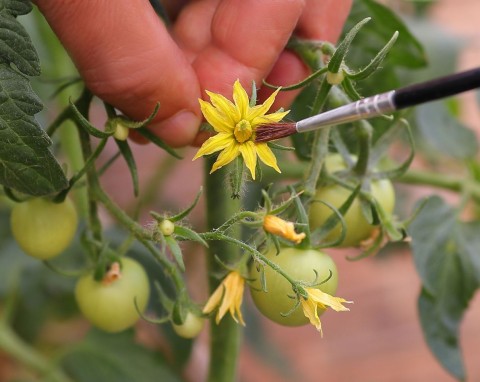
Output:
[{"xmin": 1, "ymin": 1, "xmax": 480, "ymax": 381}]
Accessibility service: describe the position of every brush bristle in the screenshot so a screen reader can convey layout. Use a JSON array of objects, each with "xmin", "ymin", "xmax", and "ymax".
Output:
[{"xmin": 254, "ymin": 122, "xmax": 297, "ymax": 143}]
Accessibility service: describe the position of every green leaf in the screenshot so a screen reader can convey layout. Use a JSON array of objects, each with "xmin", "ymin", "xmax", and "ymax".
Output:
[
  {"xmin": 0, "ymin": 0, "xmax": 32, "ymax": 17},
  {"xmin": 0, "ymin": 64, "xmax": 68, "ymax": 195},
  {"xmin": 346, "ymin": 0, "xmax": 427, "ymax": 69},
  {"xmin": 165, "ymin": 235, "xmax": 185, "ymax": 272},
  {"xmin": 415, "ymin": 101, "xmax": 478, "ymax": 159},
  {"xmin": 0, "ymin": 1, "xmax": 40, "ymax": 76},
  {"xmin": 61, "ymin": 329, "xmax": 182, "ymax": 382},
  {"xmin": 409, "ymin": 196, "xmax": 479, "ymax": 380}
]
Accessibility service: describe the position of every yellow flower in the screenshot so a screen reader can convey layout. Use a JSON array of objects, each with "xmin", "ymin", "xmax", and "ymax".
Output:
[
  {"xmin": 301, "ymin": 287, "xmax": 352, "ymax": 336},
  {"xmin": 202, "ymin": 271, "xmax": 246, "ymax": 326},
  {"xmin": 193, "ymin": 80, "xmax": 289, "ymax": 180},
  {"xmin": 263, "ymin": 215, "xmax": 306, "ymax": 244}
]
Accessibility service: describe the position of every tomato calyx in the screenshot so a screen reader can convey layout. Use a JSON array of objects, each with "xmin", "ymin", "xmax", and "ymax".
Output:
[{"xmin": 101, "ymin": 262, "xmax": 122, "ymax": 285}]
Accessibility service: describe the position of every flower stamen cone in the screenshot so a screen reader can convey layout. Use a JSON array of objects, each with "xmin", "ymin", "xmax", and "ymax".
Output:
[
  {"xmin": 203, "ymin": 271, "xmax": 246, "ymax": 326},
  {"xmin": 193, "ymin": 80, "xmax": 289, "ymax": 180},
  {"xmin": 263, "ymin": 215, "xmax": 306, "ymax": 244},
  {"xmin": 301, "ymin": 287, "xmax": 353, "ymax": 336}
]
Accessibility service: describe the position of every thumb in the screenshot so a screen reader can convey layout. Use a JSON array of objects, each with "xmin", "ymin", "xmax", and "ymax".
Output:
[{"xmin": 35, "ymin": 0, "xmax": 202, "ymax": 147}]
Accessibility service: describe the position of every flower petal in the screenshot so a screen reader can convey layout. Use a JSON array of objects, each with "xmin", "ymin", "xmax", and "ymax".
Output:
[
  {"xmin": 199, "ymin": 99, "xmax": 233, "ymax": 133},
  {"xmin": 247, "ymin": 87, "xmax": 281, "ymax": 121},
  {"xmin": 252, "ymin": 110, "xmax": 290, "ymax": 126},
  {"xmin": 306, "ymin": 288, "xmax": 352, "ymax": 312},
  {"xmin": 255, "ymin": 143, "xmax": 281, "ymax": 173},
  {"xmin": 193, "ymin": 133, "xmax": 233, "ymax": 160},
  {"xmin": 205, "ymin": 91, "xmax": 239, "ymax": 124},
  {"xmin": 301, "ymin": 298, "xmax": 323, "ymax": 336},
  {"xmin": 210, "ymin": 142, "xmax": 240, "ymax": 173},
  {"xmin": 233, "ymin": 80, "xmax": 249, "ymax": 119},
  {"xmin": 203, "ymin": 283, "xmax": 225, "ymax": 315},
  {"xmin": 239, "ymin": 141, "xmax": 258, "ymax": 180}
]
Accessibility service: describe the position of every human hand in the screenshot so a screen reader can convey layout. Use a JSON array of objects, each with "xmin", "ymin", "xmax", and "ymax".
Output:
[{"xmin": 34, "ymin": 0, "xmax": 352, "ymax": 147}]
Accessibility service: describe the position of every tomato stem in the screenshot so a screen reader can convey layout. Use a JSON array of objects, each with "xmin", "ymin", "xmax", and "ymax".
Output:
[{"xmin": 204, "ymin": 156, "xmax": 242, "ymax": 382}]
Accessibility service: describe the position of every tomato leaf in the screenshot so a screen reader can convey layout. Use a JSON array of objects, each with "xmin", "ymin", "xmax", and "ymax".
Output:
[
  {"xmin": 61, "ymin": 329, "xmax": 182, "ymax": 382},
  {"xmin": 409, "ymin": 196, "xmax": 479, "ymax": 380},
  {"xmin": 0, "ymin": 2, "xmax": 68, "ymax": 196},
  {"xmin": 0, "ymin": 0, "xmax": 40, "ymax": 76},
  {"xmin": 346, "ymin": 0, "xmax": 427, "ymax": 69},
  {"xmin": 415, "ymin": 101, "xmax": 478, "ymax": 159}
]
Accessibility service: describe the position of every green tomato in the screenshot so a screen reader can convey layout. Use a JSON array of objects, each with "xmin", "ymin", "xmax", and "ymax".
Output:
[
  {"xmin": 309, "ymin": 154, "xmax": 395, "ymax": 247},
  {"xmin": 10, "ymin": 197, "xmax": 78, "ymax": 260},
  {"xmin": 249, "ymin": 247, "xmax": 338, "ymax": 326},
  {"xmin": 172, "ymin": 311, "xmax": 205, "ymax": 339},
  {"xmin": 75, "ymin": 257, "xmax": 150, "ymax": 333}
]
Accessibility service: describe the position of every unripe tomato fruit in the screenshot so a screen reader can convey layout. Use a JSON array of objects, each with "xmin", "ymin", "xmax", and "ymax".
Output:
[
  {"xmin": 309, "ymin": 154, "xmax": 395, "ymax": 247},
  {"xmin": 249, "ymin": 247, "xmax": 338, "ymax": 326},
  {"xmin": 75, "ymin": 257, "xmax": 150, "ymax": 333},
  {"xmin": 172, "ymin": 311, "xmax": 205, "ymax": 339},
  {"xmin": 10, "ymin": 197, "xmax": 78, "ymax": 260}
]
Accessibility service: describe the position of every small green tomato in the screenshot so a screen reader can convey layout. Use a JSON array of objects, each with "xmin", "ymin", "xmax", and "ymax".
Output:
[
  {"xmin": 172, "ymin": 311, "xmax": 205, "ymax": 339},
  {"xmin": 75, "ymin": 257, "xmax": 150, "ymax": 333},
  {"xmin": 159, "ymin": 219, "xmax": 175, "ymax": 236},
  {"xmin": 10, "ymin": 197, "xmax": 78, "ymax": 260},
  {"xmin": 249, "ymin": 247, "xmax": 338, "ymax": 326},
  {"xmin": 309, "ymin": 154, "xmax": 395, "ymax": 247}
]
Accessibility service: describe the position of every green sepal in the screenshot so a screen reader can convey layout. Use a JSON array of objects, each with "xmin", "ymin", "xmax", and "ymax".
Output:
[
  {"xmin": 115, "ymin": 139, "xmax": 139, "ymax": 197},
  {"xmin": 263, "ymin": 67, "xmax": 328, "ymax": 91},
  {"xmin": 171, "ymin": 300, "xmax": 187, "ymax": 326},
  {"xmin": 169, "ymin": 187, "xmax": 203, "ymax": 222},
  {"xmin": 370, "ymin": 119, "xmax": 415, "ymax": 180},
  {"xmin": 288, "ymin": 185, "xmax": 310, "ymax": 247},
  {"xmin": 311, "ymin": 185, "xmax": 360, "ymax": 248},
  {"xmin": 268, "ymin": 142, "xmax": 295, "ymax": 151},
  {"xmin": 174, "ymin": 225, "xmax": 208, "ymax": 247},
  {"xmin": 228, "ymin": 156, "xmax": 244, "ymax": 199},
  {"xmin": 249, "ymin": 81, "xmax": 257, "ymax": 107},
  {"xmin": 347, "ymin": 31, "xmax": 399, "ymax": 81},
  {"xmin": 135, "ymin": 127, "xmax": 182, "ymax": 159},
  {"xmin": 105, "ymin": 102, "xmax": 161, "ymax": 134},
  {"xmin": 165, "ymin": 235, "xmax": 185, "ymax": 272},
  {"xmin": 69, "ymin": 100, "xmax": 112, "ymax": 138},
  {"xmin": 328, "ymin": 17, "xmax": 371, "ymax": 73}
]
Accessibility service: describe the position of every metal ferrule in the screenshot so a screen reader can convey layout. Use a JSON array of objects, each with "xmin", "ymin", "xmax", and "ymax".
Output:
[{"xmin": 296, "ymin": 90, "xmax": 396, "ymax": 133}]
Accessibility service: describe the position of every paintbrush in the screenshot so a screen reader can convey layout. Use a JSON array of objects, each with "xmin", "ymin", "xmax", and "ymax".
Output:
[{"xmin": 255, "ymin": 67, "xmax": 480, "ymax": 143}]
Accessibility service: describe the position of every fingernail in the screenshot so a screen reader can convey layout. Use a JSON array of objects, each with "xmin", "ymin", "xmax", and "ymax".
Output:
[{"xmin": 151, "ymin": 110, "xmax": 200, "ymax": 147}]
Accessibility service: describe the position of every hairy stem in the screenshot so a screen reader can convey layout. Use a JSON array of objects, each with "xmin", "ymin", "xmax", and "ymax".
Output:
[{"xmin": 204, "ymin": 157, "xmax": 242, "ymax": 382}]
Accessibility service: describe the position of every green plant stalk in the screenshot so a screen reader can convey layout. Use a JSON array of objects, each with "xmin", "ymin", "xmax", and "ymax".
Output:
[
  {"xmin": 75, "ymin": 90, "xmax": 103, "ymax": 247},
  {"xmin": 353, "ymin": 120, "xmax": 373, "ymax": 176},
  {"xmin": 0, "ymin": 324, "xmax": 71, "ymax": 382},
  {"xmin": 204, "ymin": 157, "xmax": 242, "ymax": 382},
  {"xmin": 304, "ymin": 78, "xmax": 333, "ymax": 196}
]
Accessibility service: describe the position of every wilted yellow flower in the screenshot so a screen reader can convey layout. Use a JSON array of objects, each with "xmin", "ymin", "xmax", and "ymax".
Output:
[
  {"xmin": 263, "ymin": 215, "xmax": 306, "ymax": 244},
  {"xmin": 203, "ymin": 271, "xmax": 245, "ymax": 325},
  {"xmin": 193, "ymin": 80, "xmax": 289, "ymax": 180},
  {"xmin": 301, "ymin": 287, "xmax": 352, "ymax": 336}
]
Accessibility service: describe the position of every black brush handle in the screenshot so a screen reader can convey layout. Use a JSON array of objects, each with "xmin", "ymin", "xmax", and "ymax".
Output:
[{"xmin": 393, "ymin": 67, "xmax": 480, "ymax": 109}]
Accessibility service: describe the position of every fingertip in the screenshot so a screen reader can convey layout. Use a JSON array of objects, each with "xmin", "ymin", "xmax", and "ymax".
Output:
[{"xmin": 149, "ymin": 110, "xmax": 201, "ymax": 148}]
